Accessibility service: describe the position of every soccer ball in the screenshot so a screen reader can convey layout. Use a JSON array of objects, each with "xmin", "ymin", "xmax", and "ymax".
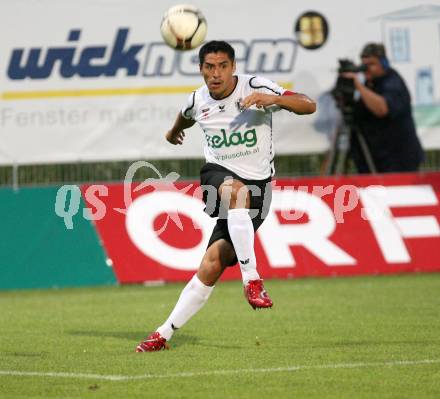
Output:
[{"xmin": 160, "ymin": 4, "xmax": 207, "ymax": 51}]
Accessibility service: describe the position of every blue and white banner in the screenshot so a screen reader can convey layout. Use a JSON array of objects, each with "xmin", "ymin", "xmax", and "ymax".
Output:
[{"xmin": 0, "ymin": 0, "xmax": 439, "ymax": 165}]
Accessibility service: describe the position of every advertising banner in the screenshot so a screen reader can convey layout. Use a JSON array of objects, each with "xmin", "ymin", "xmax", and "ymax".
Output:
[
  {"xmin": 0, "ymin": 187, "xmax": 116, "ymax": 290},
  {"xmin": 1, "ymin": 0, "xmax": 439, "ymax": 165},
  {"xmin": 79, "ymin": 172, "xmax": 440, "ymax": 284}
]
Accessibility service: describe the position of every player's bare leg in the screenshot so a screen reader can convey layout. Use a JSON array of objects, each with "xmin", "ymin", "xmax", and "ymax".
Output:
[
  {"xmin": 219, "ymin": 179, "xmax": 273, "ymax": 309},
  {"xmin": 197, "ymin": 238, "xmax": 235, "ymax": 285},
  {"xmin": 136, "ymin": 239, "xmax": 235, "ymax": 352}
]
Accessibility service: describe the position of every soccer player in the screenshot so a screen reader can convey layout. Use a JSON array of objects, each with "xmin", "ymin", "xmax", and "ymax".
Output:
[{"xmin": 136, "ymin": 40, "xmax": 315, "ymax": 352}]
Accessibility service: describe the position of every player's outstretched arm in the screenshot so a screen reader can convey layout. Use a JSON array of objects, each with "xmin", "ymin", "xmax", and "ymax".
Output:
[
  {"xmin": 241, "ymin": 92, "xmax": 316, "ymax": 115},
  {"xmin": 166, "ymin": 113, "xmax": 196, "ymax": 145},
  {"xmin": 276, "ymin": 92, "xmax": 316, "ymax": 114}
]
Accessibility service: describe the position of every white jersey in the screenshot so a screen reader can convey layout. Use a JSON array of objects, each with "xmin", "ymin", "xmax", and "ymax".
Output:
[{"xmin": 181, "ymin": 74, "xmax": 287, "ymax": 180}]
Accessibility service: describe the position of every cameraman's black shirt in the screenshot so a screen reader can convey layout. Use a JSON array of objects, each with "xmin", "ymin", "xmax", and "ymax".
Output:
[{"xmin": 352, "ymin": 68, "xmax": 424, "ymax": 173}]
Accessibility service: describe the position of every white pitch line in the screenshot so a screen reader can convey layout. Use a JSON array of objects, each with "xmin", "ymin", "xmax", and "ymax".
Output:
[
  {"xmin": 0, "ymin": 371, "xmax": 126, "ymax": 382},
  {"xmin": 0, "ymin": 359, "xmax": 439, "ymax": 382}
]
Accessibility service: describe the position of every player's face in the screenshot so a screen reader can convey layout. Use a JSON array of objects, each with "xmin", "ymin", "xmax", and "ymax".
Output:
[
  {"xmin": 200, "ymin": 52, "xmax": 236, "ymax": 99},
  {"xmin": 361, "ymin": 56, "xmax": 385, "ymax": 81}
]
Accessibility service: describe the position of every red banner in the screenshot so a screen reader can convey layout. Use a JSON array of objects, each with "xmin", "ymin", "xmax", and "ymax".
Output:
[{"xmin": 81, "ymin": 172, "xmax": 440, "ymax": 283}]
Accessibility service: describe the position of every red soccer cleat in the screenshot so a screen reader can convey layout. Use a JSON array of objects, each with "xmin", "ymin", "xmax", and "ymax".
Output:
[
  {"xmin": 244, "ymin": 279, "xmax": 273, "ymax": 310},
  {"xmin": 135, "ymin": 332, "xmax": 169, "ymax": 352}
]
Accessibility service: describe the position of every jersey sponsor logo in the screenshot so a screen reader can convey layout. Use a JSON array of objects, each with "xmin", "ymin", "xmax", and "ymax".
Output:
[
  {"xmin": 205, "ymin": 129, "xmax": 257, "ymax": 149},
  {"xmin": 6, "ymin": 29, "xmax": 298, "ymax": 81}
]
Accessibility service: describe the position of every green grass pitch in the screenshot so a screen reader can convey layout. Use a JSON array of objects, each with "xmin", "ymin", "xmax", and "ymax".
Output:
[{"xmin": 1, "ymin": 274, "xmax": 440, "ymax": 398}]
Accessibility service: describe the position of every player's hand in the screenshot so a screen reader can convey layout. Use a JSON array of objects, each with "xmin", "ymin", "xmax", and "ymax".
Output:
[
  {"xmin": 240, "ymin": 93, "xmax": 277, "ymax": 110},
  {"xmin": 166, "ymin": 130, "xmax": 185, "ymax": 145}
]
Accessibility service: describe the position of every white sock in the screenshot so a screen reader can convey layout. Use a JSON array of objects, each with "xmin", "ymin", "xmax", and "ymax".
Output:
[
  {"xmin": 156, "ymin": 274, "xmax": 214, "ymax": 341},
  {"xmin": 227, "ymin": 208, "xmax": 260, "ymax": 284}
]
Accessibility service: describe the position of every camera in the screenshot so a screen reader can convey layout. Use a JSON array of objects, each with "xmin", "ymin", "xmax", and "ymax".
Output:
[
  {"xmin": 337, "ymin": 59, "xmax": 367, "ymax": 74},
  {"xmin": 332, "ymin": 59, "xmax": 368, "ymax": 118}
]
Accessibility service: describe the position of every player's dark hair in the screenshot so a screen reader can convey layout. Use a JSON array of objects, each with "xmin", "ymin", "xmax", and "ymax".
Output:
[{"xmin": 199, "ymin": 41, "xmax": 235, "ymax": 65}]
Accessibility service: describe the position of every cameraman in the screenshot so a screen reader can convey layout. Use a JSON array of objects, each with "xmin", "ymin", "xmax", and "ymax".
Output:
[{"xmin": 342, "ymin": 43, "xmax": 424, "ymax": 173}]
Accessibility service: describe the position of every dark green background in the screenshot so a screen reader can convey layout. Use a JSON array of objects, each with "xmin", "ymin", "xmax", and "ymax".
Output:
[{"xmin": 0, "ymin": 187, "xmax": 116, "ymax": 289}]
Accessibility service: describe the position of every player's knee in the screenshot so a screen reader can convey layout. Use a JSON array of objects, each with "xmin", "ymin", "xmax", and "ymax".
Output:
[
  {"xmin": 198, "ymin": 252, "xmax": 223, "ymax": 285},
  {"xmin": 220, "ymin": 180, "xmax": 250, "ymax": 209},
  {"xmin": 202, "ymin": 255, "xmax": 222, "ymax": 273},
  {"xmin": 231, "ymin": 187, "xmax": 250, "ymax": 209}
]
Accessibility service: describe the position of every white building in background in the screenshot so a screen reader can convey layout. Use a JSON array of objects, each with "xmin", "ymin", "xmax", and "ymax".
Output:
[{"xmin": 373, "ymin": 4, "xmax": 440, "ymax": 106}]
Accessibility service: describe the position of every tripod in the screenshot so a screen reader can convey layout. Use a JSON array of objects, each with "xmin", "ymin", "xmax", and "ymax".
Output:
[{"xmin": 324, "ymin": 111, "xmax": 376, "ymax": 175}]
